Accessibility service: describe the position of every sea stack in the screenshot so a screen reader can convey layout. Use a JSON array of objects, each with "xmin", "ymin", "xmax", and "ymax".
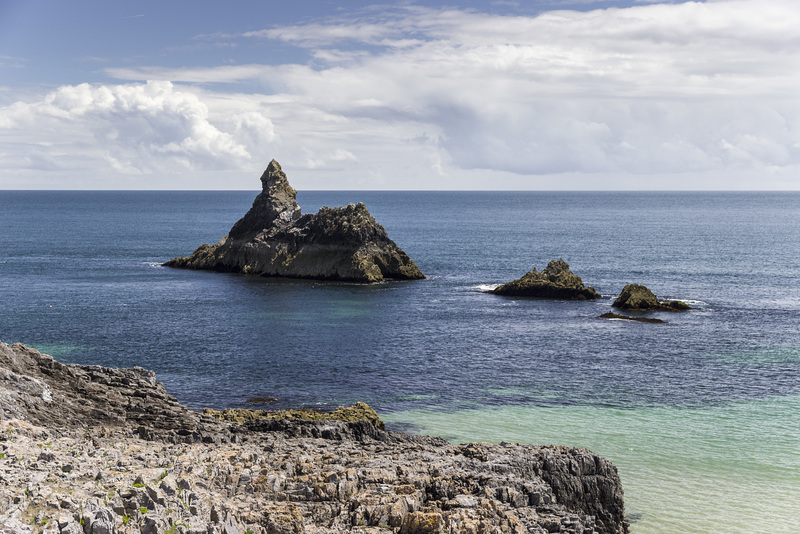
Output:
[
  {"xmin": 164, "ymin": 160, "xmax": 424, "ymax": 283},
  {"xmin": 492, "ymin": 259, "xmax": 600, "ymax": 300}
]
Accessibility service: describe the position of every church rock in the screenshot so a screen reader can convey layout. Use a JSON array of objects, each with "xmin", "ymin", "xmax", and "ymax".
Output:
[{"xmin": 164, "ymin": 160, "xmax": 424, "ymax": 283}]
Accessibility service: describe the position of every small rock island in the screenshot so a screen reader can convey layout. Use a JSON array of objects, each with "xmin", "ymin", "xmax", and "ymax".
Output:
[
  {"xmin": 612, "ymin": 284, "xmax": 690, "ymax": 311},
  {"xmin": 164, "ymin": 160, "xmax": 424, "ymax": 283},
  {"xmin": 598, "ymin": 284, "xmax": 690, "ymax": 323},
  {"xmin": 492, "ymin": 259, "xmax": 600, "ymax": 300}
]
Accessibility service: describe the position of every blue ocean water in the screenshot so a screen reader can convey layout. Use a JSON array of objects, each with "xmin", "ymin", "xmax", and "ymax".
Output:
[{"xmin": 1, "ymin": 190, "xmax": 799, "ymax": 533}]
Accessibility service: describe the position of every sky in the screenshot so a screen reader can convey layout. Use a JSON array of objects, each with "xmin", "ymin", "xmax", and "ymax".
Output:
[{"xmin": 1, "ymin": 0, "xmax": 799, "ymax": 190}]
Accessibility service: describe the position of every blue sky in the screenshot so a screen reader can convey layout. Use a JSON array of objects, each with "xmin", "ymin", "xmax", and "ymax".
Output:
[{"xmin": 1, "ymin": 0, "xmax": 799, "ymax": 190}]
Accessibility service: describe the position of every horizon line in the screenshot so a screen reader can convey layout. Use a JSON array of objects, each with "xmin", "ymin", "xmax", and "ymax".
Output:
[{"xmin": 2, "ymin": 188, "xmax": 799, "ymax": 193}]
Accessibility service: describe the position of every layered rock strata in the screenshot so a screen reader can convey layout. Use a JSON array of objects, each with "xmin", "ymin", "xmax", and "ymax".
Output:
[
  {"xmin": 612, "ymin": 284, "xmax": 690, "ymax": 311},
  {"xmin": 164, "ymin": 160, "xmax": 424, "ymax": 283},
  {"xmin": 492, "ymin": 259, "xmax": 599, "ymax": 300},
  {"xmin": 1, "ymin": 341, "xmax": 628, "ymax": 534}
]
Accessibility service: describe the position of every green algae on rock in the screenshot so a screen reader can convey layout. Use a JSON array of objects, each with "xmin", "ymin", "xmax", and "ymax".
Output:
[
  {"xmin": 202, "ymin": 401, "xmax": 385, "ymax": 430},
  {"xmin": 612, "ymin": 283, "xmax": 690, "ymax": 311},
  {"xmin": 492, "ymin": 259, "xmax": 599, "ymax": 300},
  {"xmin": 164, "ymin": 160, "xmax": 424, "ymax": 283}
]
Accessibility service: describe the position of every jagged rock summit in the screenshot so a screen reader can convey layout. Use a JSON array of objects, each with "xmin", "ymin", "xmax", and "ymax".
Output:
[
  {"xmin": 165, "ymin": 160, "xmax": 424, "ymax": 283},
  {"xmin": 492, "ymin": 259, "xmax": 600, "ymax": 300}
]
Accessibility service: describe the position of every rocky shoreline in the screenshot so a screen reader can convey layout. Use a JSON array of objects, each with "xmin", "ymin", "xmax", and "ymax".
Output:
[{"xmin": 1, "ymin": 342, "xmax": 628, "ymax": 534}]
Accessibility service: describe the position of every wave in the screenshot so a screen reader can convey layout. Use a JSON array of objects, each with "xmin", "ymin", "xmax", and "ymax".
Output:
[
  {"xmin": 473, "ymin": 283, "xmax": 500, "ymax": 292},
  {"xmin": 677, "ymin": 299, "xmax": 709, "ymax": 307}
]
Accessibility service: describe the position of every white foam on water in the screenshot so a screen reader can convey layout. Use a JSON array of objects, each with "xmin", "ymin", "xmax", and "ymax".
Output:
[
  {"xmin": 473, "ymin": 283, "xmax": 500, "ymax": 291},
  {"xmin": 680, "ymin": 299, "xmax": 709, "ymax": 307}
]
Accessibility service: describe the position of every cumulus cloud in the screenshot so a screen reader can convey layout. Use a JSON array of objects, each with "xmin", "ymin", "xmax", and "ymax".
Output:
[{"xmin": 0, "ymin": 80, "xmax": 263, "ymax": 176}]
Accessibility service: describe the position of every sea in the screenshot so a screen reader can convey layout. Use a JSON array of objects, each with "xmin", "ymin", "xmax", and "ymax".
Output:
[{"xmin": 1, "ymin": 190, "xmax": 798, "ymax": 534}]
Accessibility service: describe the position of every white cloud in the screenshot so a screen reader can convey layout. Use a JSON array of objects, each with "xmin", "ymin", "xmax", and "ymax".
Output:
[
  {"xmin": 0, "ymin": 80, "xmax": 262, "ymax": 178},
  {"xmin": 233, "ymin": 0, "xmax": 800, "ymax": 181},
  {"xmin": 3, "ymin": 0, "xmax": 800, "ymax": 189},
  {"xmin": 106, "ymin": 64, "xmax": 271, "ymax": 84}
]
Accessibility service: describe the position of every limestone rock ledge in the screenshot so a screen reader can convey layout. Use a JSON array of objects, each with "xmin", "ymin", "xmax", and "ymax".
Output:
[
  {"xmin": 164, "ymin": 160, "xmax": 424, "ymax": 283},
  {"xmin": 492, "ymin": 259, "xmax": 599, "ymax": 300},
  {"xmin": 203, "ymin": 401, "xmax": 386, "ymax": 430},
  {"xmin": 1, "ymin": 341, "xmax": 628, "ymax": 534}
]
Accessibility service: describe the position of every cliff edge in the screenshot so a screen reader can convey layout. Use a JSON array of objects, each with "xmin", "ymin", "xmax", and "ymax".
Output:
[
  {"xmin": 164, "ymin": 160, "xmax": 424, "ymax": 283},
  {"xmin": 1, "ymin": 341, "xmax": 627, "ymax": 534}
]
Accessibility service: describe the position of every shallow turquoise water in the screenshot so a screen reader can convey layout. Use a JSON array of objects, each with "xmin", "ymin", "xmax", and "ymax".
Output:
[{"xmin": 384, "ymin": 394, "xmax": 800, "ymax": 534}]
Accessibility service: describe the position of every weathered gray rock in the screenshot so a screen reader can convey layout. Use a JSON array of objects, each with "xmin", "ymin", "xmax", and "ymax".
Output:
[
  {"xmin": 164, "ymin": 160, "xmax": 424, "ymax": 283},
  {"xmin": 1, "ymin": 341, "xmax": 628, "ymax": 534},
  {"xmin": 612, "ymin": 284, "xmax": 690, "ymax": 311},
  {"xmin": 0, "ymin": 341, "xmax": 210, "ymax": 436},
  {"xmin": 493, "ymin": 259, "xmax": 600, "ymax": 300}
]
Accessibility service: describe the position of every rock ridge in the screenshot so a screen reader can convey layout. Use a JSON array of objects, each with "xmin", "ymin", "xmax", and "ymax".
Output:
[
  {"xmin": 1, "ymin": 341, "xmax": 628, "ymax": 534},
  {"xmin": 164, "ymin": 160, "xmax": 424, "ymax": 283},
  {"xmin": 0, "ymin": 341, "xmax": 208, "ymax": 436}
]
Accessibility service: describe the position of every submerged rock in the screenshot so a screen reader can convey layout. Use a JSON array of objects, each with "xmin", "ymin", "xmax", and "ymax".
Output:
[
  {"xmin": 612, "ymin": 284, "xmax": 690, "ymax": 311},
  {"xmin": 492, "ymin": 259, "xmax": 600, "ymax": 300},
  {"xmin": 164, "ymin": 160, "xmax": 424, "ymax": 283},
  {"xmin": 598, "ymin": 312, "xmax": 666, "ymax": 324},
  {"xmin": 1, "ymin": 340, "xmax": 629, "ymax": 534}
]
